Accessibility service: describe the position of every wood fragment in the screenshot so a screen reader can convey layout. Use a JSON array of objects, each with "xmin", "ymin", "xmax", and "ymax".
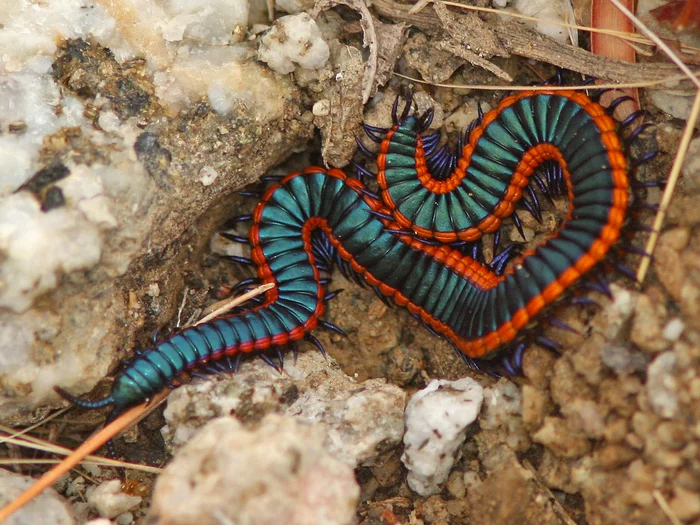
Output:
[
  {"xmin": 431, "ymin": 0, "xmax": 511, "ymax": 81},
  {"xmin": 314, "ymin": 0, "xmax": 378, "ymax": 103},
  {"xmin": 435, "ymin": 38, "xmax": 513, "ymax": 82},
  {"xmin": 432, "ymin": 0, "xmax": 508, "ymax": 57},
  {"xmin": 373, "ymin": 19, "xmax": 407, "ymax": 95},
  {"xmin": 316, "ymin": 45, "xmax": 365, "ymax": 167}
]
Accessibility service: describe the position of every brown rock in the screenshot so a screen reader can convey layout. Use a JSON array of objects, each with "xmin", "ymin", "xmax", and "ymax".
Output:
[
  {"xmin": 656, "ymin": 420, "xmax": 688, "ymax": 450},
  {"xmin": 522, "ymin": 346, "xmax": 557, "ymax": 390},
  {"xmin": 595, "ymin": 444, "xmax": 638, "ymax": 469},
  {"xmin": 521, "ymin": 384, "xmax": 552, "ymax": 431},
  {"xmin": 653, "ymin": 228, "xmax": 690, "ymax": 300},
  {"xmin": 603, "ymin": 418, "xmax": 629, "ymax": 444},
  {"xmin": 467, "ymin": 463, "xmax": 562, "ymax": 525},
  {"xmin": 599, "ymin": 376, "xmax": 642, "ymax": 418},
  {"xmin": 630, "ymin": 293, "xmax": 670, "ymax": 354},
  {"xmin": 561, "ymin": 398, "xmax": 606, "ymax": 439},
  {"xmin": 532, "ymin": 417, "xmax": 591, "ymax": 458},
  {"xmin": 669, "ymin": 487, "xmax": 700, "ymax": 521},
  {"xmin": 550, "ymin": 358, "xmax": 595, "ymax": 408},
  {"xmin": 571, "ymin": 333, "xmax": 605, "ymax": 386},
  {"xmin": 537, "ymin": 449, "xmax": 577, "ymax": 494}
]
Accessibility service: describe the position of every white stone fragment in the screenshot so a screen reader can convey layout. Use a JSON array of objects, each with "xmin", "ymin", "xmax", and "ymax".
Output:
[
  {"xmin": 0, "ymin": 72, "xmax": 69, "ymax": 194},
  {"xmin": 0, "ymin": 1, "xmax": 121, "ymax": 72},
  {"xmin": 0, "ymin": 0, "xmax": 288, "ymax": 117},
  {"xmin": 401, "ymin": 378, "xmax": 484, "ymax": 496},
  {"xmin": 604, "ymin": 285, "xmax": 635, "ymax": 339},
  {"xmin": 162, "ymin": 351, "xmax": 406, "ymax": 468},
  {"xmin": 198, "ymin": 165, "xmax": 219, "ymax": 186},
  {"xmin": 649, "ymin": 91, "xmax": 698, "ymax": 124},
  {"xmin": 313, "ymin": 99, "xmax": 331, "ymax": 117},
  {"xmin": 0, "ymin": 0, "xmax": 306, "ymax": 419},
  {"xmin": 154, "ymin": 46, "xmax": 291, "ymax": 119},
  {"xmin": 647, "ymin": 352, "xmax": 679, "ymax": 418},
  {"xmin": 258, "ymin": 13, "xmax": 330, "ymax": 74},
  {"xmin": 505, "ymin": 0, "xmax": 578, "ymax": 45},
  {"xmin": 0, "ymin": 468, "xmax": 74, "ymax": 525},
  {"xmin": 58, "ymin": 165, "xmax": 118, "ymax": 228},
  {"xmin": 0, "ymin": 308, "xmax": 104, "ymax": 409},
  {"xmin": 275, "ymin": 0, "xmax": 316, "ymax": 14},
  {"xmin": 663, "ymin": 318, "xmax": 685, "ymax": 341},
  {"xmin": 0, "ymin": 192, "xmax": 103, "ymax": 312},
  {"xmin": 87, "ymin": 479, "xmax": 142, "ymax": 519},
  {"xmin": 161, "ymin": 0, "xmax": 249, "ymax": 45},
  {"xmin": 85, "ymin": 520, "xmax": 114, "ymax": 525},
  {"xmin": 150, "ymin": 415, "xmax": 360, "ymax": 525}
]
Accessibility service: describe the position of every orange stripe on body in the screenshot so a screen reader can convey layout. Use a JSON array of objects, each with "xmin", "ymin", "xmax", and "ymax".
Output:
[{"xmin": 245, "ymin": 89, "xmax": 630, "ymax": 359}]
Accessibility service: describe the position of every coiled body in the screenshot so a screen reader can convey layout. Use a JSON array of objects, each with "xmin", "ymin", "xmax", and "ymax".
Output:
[{"xmin": 60, "ymin": 90, "xmax": 629, "ymax": 417}]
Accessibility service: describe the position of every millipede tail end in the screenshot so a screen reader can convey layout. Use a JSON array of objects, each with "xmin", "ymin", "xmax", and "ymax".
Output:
[{"xmin": 54, "ymin": 386, "xmax": 114, "ymax": 410}]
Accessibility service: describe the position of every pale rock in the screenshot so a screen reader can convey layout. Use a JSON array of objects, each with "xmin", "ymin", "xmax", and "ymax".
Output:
[
  {"xmin": 150, "ymin": 415, "xmax": 359, "ymax": 525},
  {"xmin": 87, "ymin": 479, "xmax": 142, "ymax": 519},
  {"xmin": 162, "ymin": 351, "xmax": 406, "ymax": 468},
  {"xmin": 647, "ymin": 352, "xmax": 680, "ymax": 418},
  {"xmin": 161, "ymin": 0, "xmax": 249, "ymax": 45},
  {"xmin": 0, "ymin": 468, "xmax": 74, "ymax": 525},
  {"xmin": 401, "ymin": 378, "xmax": 484, "ymax": 496},
  {"xmin": 0, "ymin": 192, "xmax": 103, "ymax": 312},
  {"xmin": 510, "ymin": 0, "xmax": 577, "ymax": 44},
  {"xmin": 259, "ymin": 13, "xmax": 330, "ymax": 74},
  {"xmin": 275, "ymin": 0, "xmax": 316, "ymax": 14},
  {"xmin": 0, "ymin": 0, "xmax": 307, "ymax": 420}
]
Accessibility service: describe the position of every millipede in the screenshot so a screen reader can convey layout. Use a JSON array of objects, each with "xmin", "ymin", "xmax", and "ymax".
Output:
[{"xmin": 55, "ymin": 81, "xmax": 656, "ymax": 440}]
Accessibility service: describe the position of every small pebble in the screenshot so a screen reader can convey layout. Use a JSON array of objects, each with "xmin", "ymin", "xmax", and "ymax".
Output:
[
  {"xmin": 87, "ymin": 479, "xmax": 142, "ymax": 519},
  {"xmin": 312, "ymin": 99, "xmax": 331, "ymax": 117},
  {"xmin": 662, "ymin": 318, "xmax": 685, "ymax": 341},
  {"xmin": 199, "ymin": 166, "xmax": 218, "ymax": 186},
  {"xmin": 8, "ymin": 120, "xmax": 27, "ymax": 134},
  {"xmin": 646, "ymin": 352, "xmax": 680, "ymax": 419}
]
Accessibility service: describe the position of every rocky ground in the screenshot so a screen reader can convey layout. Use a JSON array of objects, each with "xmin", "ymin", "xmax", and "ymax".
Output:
[{"xmin": 1, "ymin": 1, "xmax": 699, "ymax": 524}]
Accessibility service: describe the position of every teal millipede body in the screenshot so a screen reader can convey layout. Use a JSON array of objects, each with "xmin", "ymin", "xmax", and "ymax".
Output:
[{"xmin": 56, "ymin": 89, "xmax": 632, "ymax": 425}]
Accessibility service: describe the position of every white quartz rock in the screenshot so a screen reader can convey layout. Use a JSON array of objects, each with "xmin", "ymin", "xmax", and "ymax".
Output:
[
  {"xmin": 498, "ymin": 0, "xmax": 578, "ymax": 45},
  {"xmin": 275, "ymin": 0, "xmax": 316, "ymax": 14},
  {"xmin": 161, "ymin": 0, "xmax": 249, "ymax": 44},
  {"xmin": 258, "ymin": 13, "xmax": 330, "ymax": 74},
  {"xmin": 87, "ymin": 479, "xmax": 142, "ymax": 519},
  {"xmin": 401, "ymin": 378, "xmax": 484, "ymax": 496},
  {"xmin": 0, "ymin": 192, "xmax": 103, "ymax": 312}
]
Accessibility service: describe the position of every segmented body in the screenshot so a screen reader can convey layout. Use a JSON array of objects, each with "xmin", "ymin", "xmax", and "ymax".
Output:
[{"xmin": 58, "ymin": 90, "xmax": 629, "ymax": 418}]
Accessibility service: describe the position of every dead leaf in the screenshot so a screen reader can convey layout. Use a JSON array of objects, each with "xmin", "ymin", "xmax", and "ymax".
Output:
[
  {"xmin": 373, "ymin": 18, "xmax": 407, "ymax": 95},
  {"xmin": 314, "ymin": 0, "xmax": 378, "ymax": 103},
  {"xmin": 315, "ymin": 45, "xmax": 365, "ymax": 167}
]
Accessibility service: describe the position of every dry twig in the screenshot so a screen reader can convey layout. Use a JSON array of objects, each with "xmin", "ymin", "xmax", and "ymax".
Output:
[{"xmin": 372, "ymin": 0, "xmax": 693, "ymax": 84}]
